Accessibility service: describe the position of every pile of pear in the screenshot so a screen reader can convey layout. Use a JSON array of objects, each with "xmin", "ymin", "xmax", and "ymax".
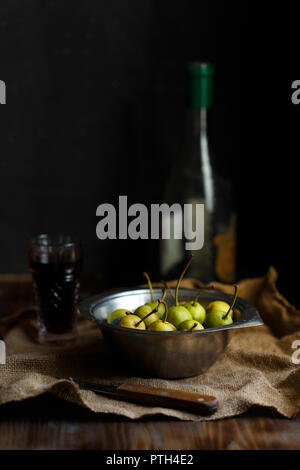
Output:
[{"xmin": 107, "ymin": 256, "xmax": 239, "ymax": 333}]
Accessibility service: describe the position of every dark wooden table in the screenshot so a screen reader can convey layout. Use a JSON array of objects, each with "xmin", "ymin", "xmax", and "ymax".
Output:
[{"xmin": 1, "ymin": 275, "xmax": 300, "ymax": 450}]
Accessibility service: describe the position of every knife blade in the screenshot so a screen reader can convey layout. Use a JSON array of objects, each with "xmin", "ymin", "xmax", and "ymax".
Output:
[{"xmin": 57, "ymin": 377, "xmax": 218, "ymax": 415}]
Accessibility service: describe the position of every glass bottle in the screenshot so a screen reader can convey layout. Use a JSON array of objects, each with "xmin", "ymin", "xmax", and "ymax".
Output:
[{"xmin": 160, "ymin": 62, "xmax": 236, "ymax": 283}]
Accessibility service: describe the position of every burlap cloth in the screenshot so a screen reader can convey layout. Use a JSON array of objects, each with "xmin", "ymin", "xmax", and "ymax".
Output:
[{"xmin": 1, "ymin": 267, "xmax": 300, "ymax": 421}]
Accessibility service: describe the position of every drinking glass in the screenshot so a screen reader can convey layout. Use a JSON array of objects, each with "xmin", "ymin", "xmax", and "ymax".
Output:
[{"xmin": 28, "ymin": 234, "xmax": 83, "ymax": 344}]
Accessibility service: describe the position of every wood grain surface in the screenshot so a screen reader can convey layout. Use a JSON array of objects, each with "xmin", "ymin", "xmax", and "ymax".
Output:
[
  {"xmin": 0, "ymin": 276, "xmax": 300, "ymax": 450},
  {"xmin": 0, "ymin": 394, "xmax": 300, "ymax": 450}
]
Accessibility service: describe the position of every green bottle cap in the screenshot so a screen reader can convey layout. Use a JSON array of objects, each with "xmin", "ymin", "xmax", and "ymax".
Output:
[{"xmin": 187, "ymin": 62, "xmax": 214, "ymax": 109}]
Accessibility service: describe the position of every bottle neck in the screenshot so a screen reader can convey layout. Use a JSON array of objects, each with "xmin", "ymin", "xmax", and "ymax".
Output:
[
  {"xmin": 199, "ymin": 108, "xmax": 208, "ymax": 137},
  {"xmin": 186, "ymin": 107, "xmax": 210, "ymax": 146},
  {"xmin": 184, "ymin": 107, "xmax": 215, "ymax": 213}
]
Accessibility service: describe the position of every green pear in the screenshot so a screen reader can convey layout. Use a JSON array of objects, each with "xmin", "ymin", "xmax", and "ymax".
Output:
[
  {"xmin": 134, "ymin": 304, "xmax": 159, "ymax": 327},
  {"xmin": 145, "ymin": 301, "xmax": 166, "ymax": 319},
  {"xmin": 167, "ymin": 306, "xmax": 192, "ymax": 328},
  {"xmin": 107, "ymin": 309, "xmax": 131, "ymax": 324},
  {"xmin": 118, "ymin": 314, "xmax": 146, "ymax": 330},
  {"xmin": 204, "ymin": 285, "xmax": 239, "ymax": 329},
  {"xmin": 148, "ymin": 320, "xmax": 176, "ymax": 331},
  {"xmin": 178, "ymin": 320, "xmax": 204, "ymax": 331},
  {"xmin": 204, "ymin": 309, "xmax": 233, "ymax": 328},
  {"xmin": 183, "ymin": 301, "xmax": 206, "ymax": 324},
  {"xmin": 206, "ymin": 300, "xmax": 233, "ymax": 318}
]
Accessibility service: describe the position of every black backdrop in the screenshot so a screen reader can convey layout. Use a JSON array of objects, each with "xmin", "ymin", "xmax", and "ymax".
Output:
[{"xmin": 0, "ymin": 1, "xmax": 299, "ymax": 304}]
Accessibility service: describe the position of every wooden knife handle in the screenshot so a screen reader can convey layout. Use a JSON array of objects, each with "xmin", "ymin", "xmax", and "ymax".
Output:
[{"xmin": 117, "ymin": 383, "xmax": 218, "ymax": 415}]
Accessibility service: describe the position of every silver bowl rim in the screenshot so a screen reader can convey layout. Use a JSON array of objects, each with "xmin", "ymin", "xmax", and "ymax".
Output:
[{"xmin": 79, "ymin": 287, "xmax": 264, "ymax": 336}]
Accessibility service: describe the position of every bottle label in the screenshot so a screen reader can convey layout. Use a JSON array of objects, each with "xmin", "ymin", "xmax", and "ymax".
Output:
[
  {"xmin": 160, "ymin": 200, "xmax": 236, "ymax": 284},
  {"xmin": 213, "ymin": 213, "xmax": 236, "ymax": 283}
]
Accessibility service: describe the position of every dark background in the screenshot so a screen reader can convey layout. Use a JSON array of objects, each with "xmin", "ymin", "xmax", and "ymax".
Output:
[{"xmin": 0, "ymin": 1, "xmax": 299, "ymax": 304}]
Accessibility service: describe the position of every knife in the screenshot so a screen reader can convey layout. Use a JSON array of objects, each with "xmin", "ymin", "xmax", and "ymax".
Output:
[{"xmin": 58, "ymin": 377, "xmax": 218, "ymax": 415}]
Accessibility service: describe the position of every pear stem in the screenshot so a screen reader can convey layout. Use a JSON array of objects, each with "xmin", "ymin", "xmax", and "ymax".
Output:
[
  {"xmin": 160, "ymin": 289, "xmax": 167, "ymax": 320},
  {"xmin": 189, "ymin": 322, "xmax": 198, "ymax": 331},
  {"xmin": 161, "ymin": 287, "xmax": 167, "ymax": 302},
  {"xmin": 223, "ymin": 285, "xmax": 239, "ymax": 319},
  {"xmin": 194, "ymin": 284, "xmax": 214, "ymax": 304},
  {"xmin": 135, "ymin": 304, "xmax": 159, "ymax": 327},
  {"xmin": 161, "ymin": 300, "xmax": 168, "ymax": 323},
  {"xmin": 135, "ymin": 288, "xmax": 167, "ymax": 327},
  {"xmin": 143, "ymin": 272, "xmax": 154, "ymax": 302},
  {"xmin": 175, "ymin": 255, "xmax": 194, "ymax": 306},
  {"xmin": 161, "ymin": 280, "xmax": 175, "ymax": 302}
]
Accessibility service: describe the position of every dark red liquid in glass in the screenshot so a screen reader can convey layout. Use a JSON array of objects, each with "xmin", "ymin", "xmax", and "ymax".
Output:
[{"xmin": 30, "ymin": 260, "xmax": 81, "ymax": 334}]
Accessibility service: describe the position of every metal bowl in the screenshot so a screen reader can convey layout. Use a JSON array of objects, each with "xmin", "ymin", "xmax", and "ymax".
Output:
[{"xmin": 79, "ymin": 288, "xmax": 263, "ymax": 379}]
